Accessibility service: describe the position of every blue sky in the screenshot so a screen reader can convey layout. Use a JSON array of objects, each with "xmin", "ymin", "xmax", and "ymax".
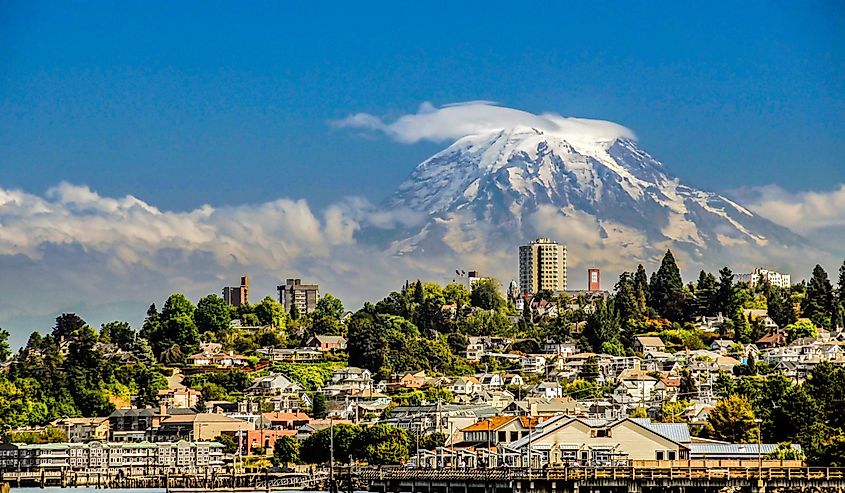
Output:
[
  {"xmin": 1, "ymin": 1, "xmax": 844, "ymax": 347},
  {"xmin": 2, "ymin": 1, "xmax": 843, "ymax": 210}
]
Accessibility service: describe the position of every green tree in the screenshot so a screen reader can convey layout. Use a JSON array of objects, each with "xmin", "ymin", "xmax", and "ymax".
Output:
[
  {"xmin": 583, "ymin": 298, "xmax": 620, "ymax": 353},
  {"xmin": 659, "ymin": 401, "xmax": 689, "ymax": 423},
  {"xmin": 419, "ymin": 432, "xmax": 447, "ymax": 450},
  {"xmin": 707, "ymin": 395, "xmax": 758, "ymax": 443},
  {"xmin": 312, "ymin": 392, "xmax": 328, "ymax": 419},
  {"xmin": 649, "ymin": 250, "xmax": 687, "ymax": 322},
  {"xmin": 300, "ymin": 424, "xmax": 362, "ymax": 464},
  {"xmin": 694, "ymin": 270, "xmax": 719, "ymax": 317},
  {"xmin": 579, "ymin": 356, "xmax": 600, "ymax": 381},
  {"xmin": 99, "ymin": 321, "xmax": 135, "ymax": 350},
  {"xmin": 835, "ymin": 260, "xmax": 845, "ymax": 330},
  {"xmin": 766, "ymin": 442, "xmax": 805, "ymax": 460},
  {"xmin": 159, "ymin": 293, "xmax": 201, "ymax": 358},
  {"xmin": 784, "ymin": 319, "xmax": 818, "ymax": 343},
  {"xmin": 355, "ymin": 424, "xmax": 413, "ymax": 465},
  {"xmin": 470, "ymin": 279, "xmax": 507, "ymax": 312},
  {"xmin": 443, "ymin": 283, "xmax": 470, "ymax": 308},
  {"xmin": 215, "ymin": 434, "xmax": 237, "ymax": 454},
  {"xmin": 139, "ymin": 303, "xmax": 161, "ymax": 344},
  {"xmin": 272, "ymin": 435, "xmax": 300, "ymax": 467},
  {"xmin": 803, "ymin": 264, "xmax": 834, "ymax": 328},
  {"xmin": 194, "ymin": 294, "xmax": 231, "ymax": 336},
  {"xmin": 0, "ymin": 328, "xmax": 11, "ymax": 362},
  {"xmin": 315, "ymin": 293, "xmax": 345, "ymax": 321},
  {"xmin": 634, "ymin": 264, "xmax": 650, "ymax": 314},
  {"xmin": 255, "ymin": 296, "xmax": 287, "ymax": 329},
  {"xmin": 716, "ymin": 267, "xmax": 739, "ymax": 317},
  {"xmin": 766, "ymin": 285, "xmax": 797, "ymax": 331},
  {"xmin": 679, "ymin": 367, "xmax": 698, "ymax": 400},
  {"xmin": 52, "ymin": 313, "xmax": 86, "ymax": 341}
]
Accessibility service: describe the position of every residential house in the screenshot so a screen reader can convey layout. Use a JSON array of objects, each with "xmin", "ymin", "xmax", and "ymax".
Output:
[
  {"xmin": 633, "ymin": 336, "xmax": 666, "ymax": 354},
  {"xmin": 158, "ymin": 387, "xmax": 201, "ymax": 409},
  {"xmin": 533, "ymin": 381, "xmax": 564, "ymax": 399},
  {"xmin": 256, "ymin": 347, "xmax": 324, "ymax": 363},
  {"xmin": 307, "ymin": 335, "xmax": 347, "ymax": 352},
  {"xmin": 529, "ymin": 397, "xmax": 586, "ymax": 417},
  {"xmin": 520, "ymin": 354, "xmax": 547, "ymax": 374},
  {"xmin": 459, "ymin": 416, "xmax": 536, "ymax": 447},
  {"xmin": 503, "ymin": 374, "xmax": 525, "ymax": 386},
  {"xmin": 710, "ymin": 340, "xmax": 735, "ymax": 354},
  {"xmin": 756, "ymin": 332, "xmax": 787, "ymax": 349},
  {"xmin": 504, "ymin": 416, "xmax": 692, "ymax": 466},
  {"xmin": 475, "ymin": 373, "xmax": 504, "ymax": 388},
  {"xmin": 330, "ymin": 367, "xmax": 373, "ymax": 390},
  {"xmin": 388, "ymin": 371, "xmax": 427, "ymax": 390},
  {"xmin": 449, "ymin": 376, "xmax": 483, "ymax": 396},
  {"xmin": 743, "ymin": 309, "xmax": 779, "ymax": 332},
  {"xmin": 108, "ymin": 408, "xmax": 166, "ymax": 442},
  {"xmin": 51, "ymin": 417, "xmax": 109, "ymax": 443},
  {"xmin": 185, "ymin": 351, "xmax": 250, "ymax": 368},
  {"xmin": 246, "ymin": 373, "xmax": 302, "ymax": 397}
]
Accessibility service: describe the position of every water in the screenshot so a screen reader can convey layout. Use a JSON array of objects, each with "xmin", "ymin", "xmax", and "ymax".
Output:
[{"xmin": 9, "ymin": 490, "xmax": 324, "ymax": 493}]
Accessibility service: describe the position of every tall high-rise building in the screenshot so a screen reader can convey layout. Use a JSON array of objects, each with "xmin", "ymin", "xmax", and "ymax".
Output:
[
  {"xmin": 519, "ymin": 237, "xmax": 567, "ymax": 294},
  {"xmin": 588, "ymin": 268, "xmax": 601, "ymax": 292},
  {"xmin": 277, "ymin": 278, "xmax": 320, "ymax": 315},
  {"xmin": 222, "ymin": 275, "xmax": 249, "ymax": 306}
]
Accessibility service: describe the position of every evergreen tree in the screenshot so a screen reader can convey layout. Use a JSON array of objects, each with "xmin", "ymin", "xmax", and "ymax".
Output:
[
  {"xmin": 649, "ymin": 250, "xmax": 687, "ymax": 322},
  {"xmin": 766, "ymin": 285, "xmax": 797, "ymax": 330},
  {"xmin": 716, "ymin": 267, "xmax": 738, "ymax": 317},
  {"xmin": 139, "ymin": 303, "xmax": 161, "ymax": 348},
  {"xmin": 835, "ymin": 260, "xmax": 845, "ymax": 330},
  {"xmin": 583, "ymin": 297, "xmax": 620, "ymax": 353},
  {"xmin": 634, "ymin": 264, "xmax": 649, "ymax": 314},
  {"xmin": 803, "ymin": 265, "xmax": 834, "ymax": 329},
  {"xmin": 694, "ymin": 271, "xmax": 718, "ymax": 317}
]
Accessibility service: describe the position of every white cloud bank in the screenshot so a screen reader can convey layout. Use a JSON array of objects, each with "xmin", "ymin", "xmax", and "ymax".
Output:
[
  {"xmin": 739, "ymin": 184, "xmax": 845, "ymax": 235},
  {"xmin": 332, "ymin": 101, "xmax": 636, "ymax": 147}
]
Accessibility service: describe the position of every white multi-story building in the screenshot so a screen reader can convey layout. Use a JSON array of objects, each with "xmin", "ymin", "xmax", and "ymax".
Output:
[
  {"xmin": 0, "ymin": 440, "xmax": 225, "ymax": 473},
  {"xmin": 734, "ymin": 268, "xmax": 791, "ymax": 288},
  {"xmin": 519, "ymin": 237, "xmax": 567, "ymax": 294}
]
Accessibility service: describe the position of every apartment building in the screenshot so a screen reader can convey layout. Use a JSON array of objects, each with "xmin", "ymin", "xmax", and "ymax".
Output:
[
  {"xmin": 222, "ymin": 275, "xmax": 250, "ymax": 306},
  {"xmin": 0, "ymin": 440, "xmax": 225, "ymax": 473},
  {"xmin": 277, "ymin": 278, "xmax": 320, "ymax": 314},
  {"xmin": 519, "ymin": 237, "xmax": 567, "ymax": 294}
]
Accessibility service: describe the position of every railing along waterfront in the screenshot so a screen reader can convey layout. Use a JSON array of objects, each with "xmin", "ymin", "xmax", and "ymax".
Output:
[{"xmin": 358, "ymin": 465, "xmax": 845, "ymax": 482}]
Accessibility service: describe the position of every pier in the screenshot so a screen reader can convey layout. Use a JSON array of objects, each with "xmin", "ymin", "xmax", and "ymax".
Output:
[{"xmin": 360, "ymin": 465, "xmax": 845, "ymax": 493}]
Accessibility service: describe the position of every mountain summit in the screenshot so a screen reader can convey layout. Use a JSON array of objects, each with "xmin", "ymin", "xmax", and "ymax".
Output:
[{"xmin": 381, "ymin": 126, "xmax": 804, "ymax": 266}]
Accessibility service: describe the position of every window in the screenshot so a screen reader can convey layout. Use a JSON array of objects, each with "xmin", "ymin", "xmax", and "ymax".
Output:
[
  {"xmin": 668, "ymin": 451, "xmax": 676, "ymax": 460},
  {"xmin": 656, "ymin": 451, "xmax": 664, "ymax": 460}
]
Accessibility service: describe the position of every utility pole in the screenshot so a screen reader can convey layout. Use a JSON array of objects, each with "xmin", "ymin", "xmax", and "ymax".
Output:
[
  {"xmin": 329, "ymin": 417, "xmax": 335, "ymax": 493},
  {"xmin": 755, "ymin": 418, "xmax": 763, "ymax": 483}
]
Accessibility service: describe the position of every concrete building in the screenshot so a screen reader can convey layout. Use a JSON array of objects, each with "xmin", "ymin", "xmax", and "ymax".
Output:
[
  {"xmin": 278, "ymin": 278, "xmax": 320, "ymax": 314},
  {"xmin": 734, "ymin": 268, "xmax": 791, "ymax": 289},
  {"xmin": 155, "ymin": 413, "xmax": 254, "ymax": 441},
  {"xmin": 0, "ymin": 440, "xmax": 225, "ymax": 473},
  {"xmin": 519, "ymin": 237, "xmax": 567, "ymax": 294},
  {"xmin": 50, "ymin": 417, "xmax": 109, "ymax": 443},
  {"xmin": 222, "ymin": 275, "xmax": 249, "ymax": 306}
]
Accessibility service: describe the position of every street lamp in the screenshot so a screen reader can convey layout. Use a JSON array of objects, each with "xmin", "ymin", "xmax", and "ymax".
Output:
[{"xmin": 755, "ymin": 419, "xmax": 763, "ymax": 481}]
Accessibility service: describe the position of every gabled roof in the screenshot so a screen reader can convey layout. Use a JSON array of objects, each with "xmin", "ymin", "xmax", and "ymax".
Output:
[
  {"xmin": 461, "ymin": 416, "xmax": 517, "ymax": 432},
  {"xmin": 312, "ymin": 335, "xmax": 346, "ymax": 343},
  {"xmin": 507, "ymin": 416, "xmax": 690, "ymax": 450},
  {"xmin": 636, "ymin": 336, "xmax": 665, "ymax": 348}
]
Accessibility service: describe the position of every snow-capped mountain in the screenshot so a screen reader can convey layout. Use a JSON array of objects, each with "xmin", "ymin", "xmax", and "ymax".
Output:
[{"xmin": 379, "ymin": 125, "xmax": 806, "ymax": 266}]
